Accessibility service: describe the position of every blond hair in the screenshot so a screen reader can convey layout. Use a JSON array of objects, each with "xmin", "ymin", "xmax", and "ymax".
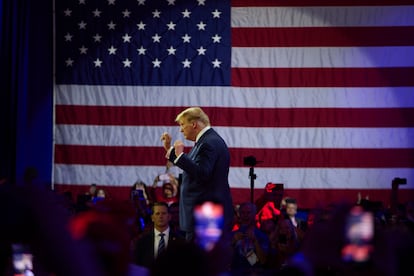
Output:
[{"xmin": 175, "ymin": 107, "xmax": 210, "ymax": 126}]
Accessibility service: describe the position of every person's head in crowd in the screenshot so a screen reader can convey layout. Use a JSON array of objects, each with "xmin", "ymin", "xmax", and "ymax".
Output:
[
  {"xmin": 285, "ymin": 198, "xmax": 298, "ymax": 216},
  {"xmin": 88, "ymin": 183, "xmax": 97, "ymax": 197},
  {"xmin": 162, "ymin": 182, "xmax": 175, "ymax": 199},
  {"xmin": 264, "ymin": 182, "xmax": 284, "ymax": 207},
  {"xmin": 238, "ymin": 202, "xmax": 257, "ymax": 228},
  {"xmin": 151, "ymin": 202, "xmax": 171, "ymax": 233},
  {"xmin": 133, "ymin": 180, "xmax": 146, "ymax": 191},
  {"xmin": 68, "ymin": 202, "xmax": 132, "ymax": 276},
  {"xmin": 92, "ymin": 189, "xmax": 106, "ymax": 204},
  {"xmin": 132, "ymin": 180, "xmax": 151, "ymax": 204},
  {"xmin": 96, "ymin": 189, "xmax": 106, "ymax": 198}
]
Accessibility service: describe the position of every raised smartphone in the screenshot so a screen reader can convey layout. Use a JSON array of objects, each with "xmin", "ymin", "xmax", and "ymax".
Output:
[
  {"xmin": 193, "ymin": 201, "xmax": 224, "ymax": 251},
  {"xmin": 341, "ymin": 205, "xmax": 374, "ymax": 263}
]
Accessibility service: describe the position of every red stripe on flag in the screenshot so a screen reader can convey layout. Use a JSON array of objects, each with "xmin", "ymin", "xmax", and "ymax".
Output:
[
  {"xmin": 56, "ymin": 106, "xmax": 414, "ymax": 127},
  {"xmin": 54, "ymin": 145, "xmax": 165, "ymax": 166},
  {"xmin": 56, "ymin": 105, "xmax": 183, "ymax": 126},
  {"xmin": 54, "ymin": 145, "xmax": 414, "ymax": 168},
  {"xmin": 231, "ymin": 67, "xmax": 414, "ymax": 87},
  {"xmin": 232, "ymin": 27, "xmax": 414, "ymax": 47}
]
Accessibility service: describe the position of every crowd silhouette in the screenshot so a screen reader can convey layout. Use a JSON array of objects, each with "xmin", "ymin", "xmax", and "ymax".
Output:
[{"xmin": 1, "ymin": 175, "xmax": 413, "ymax": 276}]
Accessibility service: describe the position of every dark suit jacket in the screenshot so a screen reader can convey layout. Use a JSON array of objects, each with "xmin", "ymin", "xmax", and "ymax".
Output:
[
  {"xmin": 133, "ymin": 229, "xmax": 185, "ymax": 268},
  {"xmin": 168, "ymin": 128, "xmax": 234, "ymax": 233}
]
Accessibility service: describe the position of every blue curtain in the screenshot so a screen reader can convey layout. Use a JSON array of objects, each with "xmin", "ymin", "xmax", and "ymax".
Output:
[{"xmin": 0, "ymin": 0, "xmax": 53, "ymax": 187}]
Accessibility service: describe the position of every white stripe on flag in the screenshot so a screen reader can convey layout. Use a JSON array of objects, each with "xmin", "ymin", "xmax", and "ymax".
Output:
[
  {"xmin": 55, "ymin": 125, "xmax": 414, "ymax": 149},
  {"xmin": 232, "ymin": 46, "xmax": 414, "ymax": 68},
  {"xmin": 231, "ymin": 6, "xmax": 414, "ymax": 27},
  {"xmin": 55, "ymin": 85, "xmax": 414, "ymax": 108}
]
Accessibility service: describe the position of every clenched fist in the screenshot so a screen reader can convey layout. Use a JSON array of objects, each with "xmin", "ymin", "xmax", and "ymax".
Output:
[{"xmin": 173, "ymin": 140, "xmax": 184, "ymax": 156}]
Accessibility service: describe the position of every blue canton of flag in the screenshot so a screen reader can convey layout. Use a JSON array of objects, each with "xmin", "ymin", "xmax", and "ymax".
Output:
[{"xmin": 55, "ymin": 0, "xmax": 231, "ymax": 86}]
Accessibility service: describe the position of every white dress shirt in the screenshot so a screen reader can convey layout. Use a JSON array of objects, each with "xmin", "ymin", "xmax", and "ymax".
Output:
[{"xmin": 154, "ymin": 228, "xmax": 170, "ymax": 257}]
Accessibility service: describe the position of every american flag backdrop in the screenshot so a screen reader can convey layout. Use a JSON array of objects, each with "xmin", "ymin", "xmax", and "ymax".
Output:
[{"xmin": 53, "ymin": 0, "xmax": 414, "ymax": 208}]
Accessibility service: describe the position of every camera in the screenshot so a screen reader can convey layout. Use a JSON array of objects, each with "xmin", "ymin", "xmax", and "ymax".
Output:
[
  {"xmin": 392, "ymin": 177, "xmax": 407, "ymax": 185},
  {"xmin": 243, "ymin": 156, "xmax": 257, "ymax": 167},
  {"xmin": 131, "ymin": 189, "xmax": 144, "ymax": 200}
]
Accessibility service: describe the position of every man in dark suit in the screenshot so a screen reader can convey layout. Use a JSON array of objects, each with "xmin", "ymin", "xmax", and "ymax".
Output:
[
  {"xmin": 161, "ymin": 107, "xmax": 234, "ymax": 242},
  {"xmin": 133, "ymin": 201, "xmax": 185, "ymax": 269},
  {"xmin": 282, "ymin": 197, "xmax": 306, "ymax": 251}
]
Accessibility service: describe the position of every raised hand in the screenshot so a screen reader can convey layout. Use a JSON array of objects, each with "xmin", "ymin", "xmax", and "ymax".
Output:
[
  {"xmin": 160, "ymin": 132, "xmax": 172, "ymax": 151},
  {"xmin": 173, "ymin": 140, "xmax": 185, "ymax": 156}
]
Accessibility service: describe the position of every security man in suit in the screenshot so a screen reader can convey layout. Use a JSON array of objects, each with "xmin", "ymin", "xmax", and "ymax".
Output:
[{"xmin": 133, "ymin": 201, "xmax": 185, "ymax": 268}]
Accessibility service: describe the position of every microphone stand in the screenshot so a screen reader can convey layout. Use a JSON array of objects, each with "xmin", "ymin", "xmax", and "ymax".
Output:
[{"xmin": 249, "ymin": 167, "xmax": 256, "ymax": 203}]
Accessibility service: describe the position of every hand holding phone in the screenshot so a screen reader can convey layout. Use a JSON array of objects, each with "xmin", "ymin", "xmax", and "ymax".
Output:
[
  {"xmin": 158, "ymin": 173, "xmax": 170, "ymax": 181},
  {"xmin": 12, "ymin": 244, "xmax": 34, "ymax": 276},
  {"xmin": 194, "ymin": 201, "xmax": 224, "ymax": 251}
]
